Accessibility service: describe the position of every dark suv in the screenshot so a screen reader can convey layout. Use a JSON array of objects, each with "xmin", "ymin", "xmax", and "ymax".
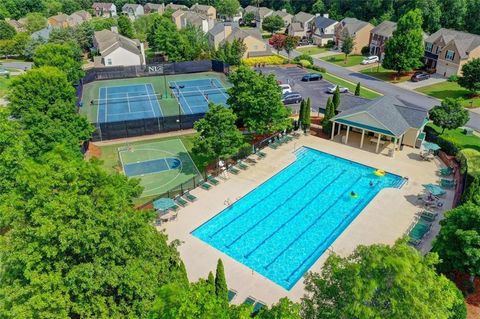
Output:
[
  {"xmin": 411, "ymin": 72, "xmax": 430, "ymax": 82},
  {"xmin": 301, "ymin": 73, "xmax": 322, "ymax": 81},
  {"xmin": 282, "ymin": 92, "xmax": 303, "ymax": 104}
]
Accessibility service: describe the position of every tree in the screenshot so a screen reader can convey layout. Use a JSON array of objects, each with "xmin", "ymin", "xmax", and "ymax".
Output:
[
  {"xmin": 341, "ymin": 35, "xmax": 354, "ymax": 63},
  {"xmin": 33, "ymin": 42, "xmax": 84, "ymax": 84},
  {"xmin": 462, "ymin": 176, "xmax": 480, "ymax": 206},
  {"xmin": 207, "ymin": 271, "xmax": 215, "ymax": 289},
  {"xmin": 212, "ymin": 38, "xmax": 247, "ymax": 66},
  {"xmin": 458, "ymin": 58, "xmax": 480, "ymax": 95},
  {"xmin": 382, "ymin": 9, "xmax": 425, "ymax": 75},
  {"xmin": 193, "ymin": 103, "xmax": 244, "ymax": 165},
  {"xmin": 0, "ymin": 20, "xmax": 16, "ymax": 40},
  {"xmin": 179, "ymin": 24, "xmax": 210, "ymax": 61},
  {"xmin": 23, "ymin": 12, "xmax": 47, "ymax": 33},
  {"xmin": 214, "ymin": 259, "xmax": 228, "ymax": 303},
  {"xmin": 429, "ymin": 98, "xmax": 470, "ymax": 134},
  {"xmin": 243, "ymin": 11, "xmax": 255, "ymax": 26},
  {"xmin": 302, "ymin": 240, "xmax": 466, "ymax": 319},
  {"xmin": 433, "ymin": 203, "xmax": 480, "ymax": 282},
  {"xmin": 147, "ymin": 14, "xmax": 184, "ymax": 61},
  {"xmin": 228, "ymin": 66, "xmax": 292, "ymax": 134},
  {"xmin": 298, "ymin": 99, "xmax": 306, "ymax": 129},
  {"xmin": 322, "ymin": 97, "xmax": 334, "ymax": 134},
  {"xmin": 117, "ymin": 15, "xmax": 135, "ymax": 38},
  {"xmin": 440, "ymin": 0, "xmax": 467, "ymax": 30},
  {"xmin": 311, "ymin": 0, "xmax": 326, "ymax": 14},
  {"xmin": 262, "ymin": 15, "xmax": 285, "ymax": 34},
  {"xmin": 215, "ymin": 0, "xmax": 240, "ymax": 20},
  {"xmin": 269, "ymin": 33, "xmax": 286, "ymax": 54},
  {"xmin": 465, "ymin": 0, "xmax": 480, "ymax": 35},
  {"xmin": 302, "ymin": 98, "xmax": 311, "ymax": 132},
  {"xmin": 257, "ymin": 298, "xmax": 301, "ymax": 319},
  {"xmin": 354, "ymin": 82, "xmax": 361, "ymax": 96},
  {"xmin": 332, "ymin": 86, "xmax": 340, "ymax": 111},
  {"xmin": 283, "ymin": 35, "xmax": 300, "ymax": 60}
]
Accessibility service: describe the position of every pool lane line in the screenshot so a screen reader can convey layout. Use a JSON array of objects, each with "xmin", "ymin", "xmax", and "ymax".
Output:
[
  {"xmin": 243, "ymin": 169, "xmax": 348, "ymax": 260},
  {"xmin": 283, "ymin": 180, "xmax": 380, "ymax": 284},
  {"xmin": 225, "ymin": 164, "xmax": 332, "ymax": 249},
  {"xmin": 207, "ymin": 157, "xmax": 316, "ymax": 239},
  {"xmin": 261, "ymin": 171, "xmax": 363, "ymax": 269}
]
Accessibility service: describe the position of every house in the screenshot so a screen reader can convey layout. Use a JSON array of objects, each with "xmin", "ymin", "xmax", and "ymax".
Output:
[
  {"xmin": 311, "ymin": 14, "xmax": 338, "ymax": 46},
  {"xmin": 368, "ymin": 20, "xmax": 396, "ymax": 59},
  {"xmin": 190, "ymin": 3, "xmax": 216, "ymax": 22},
  {"xmin": 31, "ymin": 26, "xmax": 53, "ymax": 41},
  {"xmin": 208, "ymin": 22, "xmax": 271, "ymax": 58},
  {"xmin": 5, "ymin": 18, "xmax": 26, "ymax": 32},
  {"xmin": 244, "ymin": 6, "xmax": 273, "ymax": 28},
  {"xmin": 92, "ymin": 2, "xmax": 117, "ymax": 17},
  {"xmin": 171, "ymin": 9, "xmax": 187, "ymax": 29},
  {"xmin": 271, "ymin": 9, "xmax": 293, "ymax": 27},
  {"xmin": 424, "ymin": 28, "xmax": 480, "ymax": 77},
  {"xmin": 330, "ymin": 96, "xmax": 429, "ymax": 152},
  {"xmin": 93, "ymin": 29, "xmax": 145, "ymax": 67},
  {"xmin": 47, "ymin": 13, "xmax": 70, "ymax": 28},
  {"xmin": 335, "ymin": 18, "xmax": 374, "ymax": 55},
  {"xmin": 68, "ymin": 10, "xmax": 92, "ymax": 26},
  {"xmin": 144, "ymin": 3, "xmax": 165, "ymax": 14},
  {"xmin": 288, "ymin": 11, "xmax": 315, "ymax": 38},
  {"xmin": 287, "ymin": 23, "xmax": 304, "ymax": 38},
  {"xmin": 180, "ymin": 11, "xmax": 211, "ymax": 33},
  {"xmin": 166, "ymin": 3, "xmax": 188, "ymax": 11},
  {"xmin": 122, "ymin": 4, "xmax": 144, "ymax": 20}
]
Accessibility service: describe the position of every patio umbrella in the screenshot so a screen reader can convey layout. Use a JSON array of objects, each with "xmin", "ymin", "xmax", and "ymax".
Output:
[
  {"xmin": 153, "ymin": 198, "xmax": 176, "ymax": 211},
  {"xmin": 422, "ymin": 141, "xmax": 441, "ymax": 152},
  {"xmin": 423, "ymin": 183, "xmax": 446, "ymax": 196}
]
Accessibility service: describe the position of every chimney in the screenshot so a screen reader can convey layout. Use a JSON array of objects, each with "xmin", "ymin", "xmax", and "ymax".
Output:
[
  {"xmin": 323, "ymin": 13, "xmax": 329, "ymax": 19},
  {"xmin": 110, "ymin": 26, "xmax": 118, "ymax": 33}
]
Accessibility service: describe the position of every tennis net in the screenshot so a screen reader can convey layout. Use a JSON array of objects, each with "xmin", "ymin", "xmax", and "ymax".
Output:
[
  {"xmin": 174, "ymin": 88, "xmax": 228, "ymax": 98},
  {"xmin": 91, "ymin": 93, "xmax": 162, "ymax": 106}
]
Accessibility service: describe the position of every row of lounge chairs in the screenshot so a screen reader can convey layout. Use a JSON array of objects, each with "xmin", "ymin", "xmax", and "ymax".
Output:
[
  {"xmin": 407, "ymin": 211, "xmax": 438, "ymax": 246},
  {"xmin": 269, "ymin": 134, "xmax": 296, "ymax": 150},
  {"xmin": 228, "ymin": 289, "xmax": 266, "ymax": 316}
]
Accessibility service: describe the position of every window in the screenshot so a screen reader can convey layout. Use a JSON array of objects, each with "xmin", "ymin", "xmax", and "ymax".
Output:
[
  {"xmin": 445, "ymin": 50, "xmax": 455, "ymax": 61},
  {"xmin": 106, "ymin": 58, "xmax": 112, "ymax": 66},
  {"xmin": 425, "ymin": 42, "xmax": 433, "ymax": 52}
]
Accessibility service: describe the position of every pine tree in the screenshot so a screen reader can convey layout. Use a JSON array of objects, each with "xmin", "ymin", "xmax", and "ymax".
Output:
[
  {"xmin": 355, "ymin": 82, "xmax": 361, "ymax": 96},
  {"xmin": 322, "ymin": 97, "xmax": 334, "ymax": 134},
  {"xmin": 332, "ymin": 86, "xmax": 340, "ymax": 111},
  {"xmin": 303, "ymin": 98, "xmax": 311, "ymax": 132},
  {"xmin": 207, "ymin": 271, "xmax": 215, "ymax": 294},
  {"xmin": 298, "ymin": 99, "xmax": 305, "ymax": 129},
  {"xmin": 215, "ymin": 259, "xmax": 228, "ymax": 302}
]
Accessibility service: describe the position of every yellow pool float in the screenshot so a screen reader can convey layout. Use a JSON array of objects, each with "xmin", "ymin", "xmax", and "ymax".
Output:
[{"xmin": 374, "ymin": 169, "xmax": 386, "ymax": 177}]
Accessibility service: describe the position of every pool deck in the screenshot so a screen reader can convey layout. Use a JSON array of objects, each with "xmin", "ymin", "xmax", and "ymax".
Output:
[{"xmin": 159, "ymin": 133, "xmax": 454, "ymax": 305}]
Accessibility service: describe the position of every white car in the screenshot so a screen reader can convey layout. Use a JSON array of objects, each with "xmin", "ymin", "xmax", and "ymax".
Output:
[
  {"xmin": 361, "ymin": 55, "xmax": 379, "ymax": 65},
  {"xmin": 279, "ymin": 84, "xmax": 292, "ymax": 94},
  {"xmin": 326, "ymin": 86, "xmax": 348, "ymax": 94}
]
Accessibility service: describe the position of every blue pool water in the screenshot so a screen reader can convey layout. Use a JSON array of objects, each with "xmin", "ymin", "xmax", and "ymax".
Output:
[{"xmin": 192, "ymin": 147, "xmax": 404, "ymax": 289}]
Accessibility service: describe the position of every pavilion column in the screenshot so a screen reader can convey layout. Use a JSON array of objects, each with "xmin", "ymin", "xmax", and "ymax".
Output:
[
  {"xmin": 331, "ymin": 121, "xmax": 335, "ymax": 140},
  {"xmin": 345, "ymin": 126, "xmax": 350, "ymax": 144},
  {"xmin": 393, "ymin": 137, "xmax": 398, "ymax": 152},
  {"xmin": 337, "ymin": 122, "xmax": 341, "ymax": 135},
  {"xmin": 360, "ymin": 129, "xmax": 365, "ymax": 148},
  {"xmin": 376, "ymin": 133, "xmax": 382, "ymax": 153}
]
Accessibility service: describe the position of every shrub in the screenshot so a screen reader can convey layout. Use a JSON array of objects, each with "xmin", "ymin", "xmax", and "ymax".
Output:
[
  {"xmin": 293, "ymin": 53, "xmax": 313, "ymax": 64},
  {"xmin": 424, "ymin": 126, "xmax": 459, "ymax": 155},
  {"xmin": 448, "ymin": 75, "xmax": 459, "ymax": 82},
  {"xmin": 361, "ymin": 46, "xmax": 370, "ymax": 56},
  {"xmin": 325, "ymin": 40, "xmax": 335, "ymax": 48},
  {"xmin": 310, "ymin": 65, "xmax": 326, "ymax": 73},
  {"xmin": 241, "ymin": 55, "xmax": 286, "ymax": 66},
  {"xmin": 298, "ymin": 60, "xmax": 312, "ymax": 67}
]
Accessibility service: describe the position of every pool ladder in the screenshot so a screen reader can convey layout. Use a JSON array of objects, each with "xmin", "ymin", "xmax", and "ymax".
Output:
[{"xmin": 294, "ymin": 147, "xmax": 308, "ymax": 159}]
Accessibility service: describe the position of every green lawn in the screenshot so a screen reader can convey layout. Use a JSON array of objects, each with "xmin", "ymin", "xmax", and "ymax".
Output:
[
  {"xmin": 321, "ymin": 54, "xmax": 364, "ymax": 67},
  {"xmin": 427, "ymin": 123, "xmax": 480, "ymax": 152},
  {"xmin": 296, "ymin": 47, "xmax": 328, "ymax": 55},
  {"xmin": 0, "ymin": 76, "xmax": 13, "ymax": 98},
  {"xmin": 416, "ymin": 81, "xmax": 480, "ymax": 108},
  {"xmin": 360, "ymin": 66, "xmax": 411, "ymax": 83}
]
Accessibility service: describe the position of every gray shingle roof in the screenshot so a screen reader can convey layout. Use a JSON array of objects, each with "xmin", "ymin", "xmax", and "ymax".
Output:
[
  {"xmin": 94, "ymin": 29, "xmax": 141, "ymax": 57},
  {"xmin": 273, "ymin": 10, "xmax": 292, "ymax": 19},
  {"xmin": 425, "ymin": 28, "xmax": 480, "ymax": 59},
  {"xmin": 370, "ymin": 20, "xmax": 396, "ymax": 37},
  {"xmin": 339, "ymin": 17, "xmax": 370, "ymax": 35},
  {"xmin": 294, "ymin": 11, "xmax": 314, "ymax": 24},
  {"xmin": 332, "ymin": 96, "xmax": 428, "ymax": 136},
  {"xmin": 314, "ymin": 16, "xmax": 337, "ymax": 29}
]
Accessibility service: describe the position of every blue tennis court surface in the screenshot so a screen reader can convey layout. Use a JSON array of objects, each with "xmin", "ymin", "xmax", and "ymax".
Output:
[
  {"xmin": 170, "ymin": 78, "xmax": 229, "ymax": 115},
  {"xmin": 123, "ymin": 157, "xmax": 181, "ymax": 177},
  {"xmin": 97, "ymin": 84, "xmax": 162, "ymax": 123}
]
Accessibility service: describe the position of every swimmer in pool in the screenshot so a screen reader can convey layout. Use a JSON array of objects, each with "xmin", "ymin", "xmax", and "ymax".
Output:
[
  {"xmin": 369, "ymin": 181, "xmax": 374, "ymax": 187},
  {"xmin": 350, "ymin": 191, "xmax": 357, "ymax": 197}
]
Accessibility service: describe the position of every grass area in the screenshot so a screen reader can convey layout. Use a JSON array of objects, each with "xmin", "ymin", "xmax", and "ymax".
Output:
[
  {"xmin": 460, "ymin": 148, "xmax": 480, "ymax": 177},
  {"xmin": 427, "ymin": 123, "xmax": 480, "ymax": 152},
  {"xmin": 416, "ymin": 81, "xmax": 480, "ymax": 108},
  {"xmin": 0, "ymin": 58, "xmax": 26, "ymax": 63},
  {"xmin": 0, "ymin": 75, "xmax": 14, "ymax": 98},
  {"xmin": 80, "ymin": 71, "xmax": 230, "ymax": 122},
  {"xmin": 360, "ymin": 66, "xmax": 411, "ymax": 83},
  {"xmin": 296, "ymin": 46, "xmax": 328, "ymax": 55},
  {"xmin": 321, "ymin": 54, "xmax": 364, "ymax": 67}
]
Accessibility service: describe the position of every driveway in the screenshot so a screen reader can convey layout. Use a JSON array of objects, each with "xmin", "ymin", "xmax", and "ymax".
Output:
[
  {"xmin": 396, "ymin": 74, "xmax": 447, "ymax": 90},
  {"xmin": 259, "ymin": 66, "xmax": 369, "ymax": 115},
  {"xmin": 279, "ymin": 49, "xmax": 480, "ymax": 131}
]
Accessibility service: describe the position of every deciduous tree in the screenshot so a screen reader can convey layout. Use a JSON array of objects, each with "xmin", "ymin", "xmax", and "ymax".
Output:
[
  {"xmin": 23, "ymin": 12, "xmax": 47, "ymax": 33},
  {"xmin": 117, "ymin": 14, "xmax": 135, "ymax": 38},
  {"xmin": 341, "ymin": 35, "xmax": 354, "ymax": 63},
  {"xmin": 284, "ymin": 36, "xmax": 300, "ymax": 60},
  {"xmin": 215, "ymin": 0, "xmax": 241, "ymax": 20},
  {"xmin": 212, "ymin": 38, "xmax": 247, "ymax": 66},
  {"xmin": 0, "ymin": 20, "xmax": 16, "ymax": 40},
  {"xmin": 311, "ymin": 0, "xmax": 326, "ymax": 14},
  {"xmin": 270, "ymin": 33, "xmax": 286, "ymax": 54},
  {"xmin": 257, "ymin": 298, "xmax": 301, "ymax": 319},
  {"xmin": 429, "ymin": 98, "xmax": 469, "ymax": 134},
  {"xmin": 262, "ymin": 15, "xmax": 285, "ymax": 34},
  {"xmin": 458, "ymin": 58, "xmax": 480, "ymax": 95}
]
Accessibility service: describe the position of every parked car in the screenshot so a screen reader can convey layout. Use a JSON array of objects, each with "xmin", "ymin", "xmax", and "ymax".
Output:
[
  {"xmin": 279, "ymin": 84, "xmax": 292, "ymax": 94},
  {"xmin": 0, "ymin": 68, "xmax": 10, "ymax": 76},
  {"xmin": 301, "ymin": 73, "xmax": 322, "ymax": 81},
  {"xmin": 361, "ymin": 56, "xmax": 379, "ymax": 65},
  {"xmin": 326, "ymin": 85, "xmax": 348, "ymax": 94},
  {"xmin": 411, "ymin": 72, "xmax": 430, "ymax": 82},
  {"xmin": 282, "ymin": 92, "xmax": 303, "ymax": 104}
]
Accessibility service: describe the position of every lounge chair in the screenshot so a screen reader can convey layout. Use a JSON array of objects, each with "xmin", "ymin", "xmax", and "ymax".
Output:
[
  {"xmin": 245, "ymin": 157, "xmax": 257, "ymax": 165},
  {"xmin": 253, "ymin": 301, "xmax": 266, "ymax": 314},
  {"xmin": 228, "ymin": 166, "xmax": 240, "ymax": 175},
  {"xmin": 408, "ymin": 237, "xmax": 422, "ymax": 246},
  {"xmin": 420, "ymin": 210, "xmax": 438, "ymax": 222},
  {"xmin": 169, "ymin": 204, "xmax": 179, "ymax": 212},
  {"xmin": 292, "ymin": 132, "xmax": 301, "ymax": 139},
  {"xmin": 207, "ymin": 175, "xmax": 220, "ymax": 185},
  {"xmin": 269, "ymin": 141, "xmax": 278, "ymax": 149},
  {"xmin": 237, "ymin": 161, "xmax": 249, "ymax": 170},
  {"xmin": 200, "ymin": 181, "xmax": 212, "ymax": 190},
  {"xmin": 439, "ymin": 167, "xmax": 453, "ymax": 176},
  {"xmin": 228, "ymin": 289, "xmax": 237, "ymax": 303},
  {"xmin": 243, "ymin": 296, "xmax": 256, "ymax": 306},
  {"xmin": 184, "ymin": 192, "xmax": 197, "ymax": 202},
  {"xmin": 175, "ymin": 196, "xmax": 188, "ymax": 207},
  {"xmin": 441, "ymin": 179, "xmax": 455, "ymax": 189},
  {"xmin": 257, "ymin": 151, "xmax": 267, "ymax": 159}
]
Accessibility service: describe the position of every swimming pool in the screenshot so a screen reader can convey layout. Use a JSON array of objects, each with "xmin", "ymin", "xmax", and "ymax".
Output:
[{"xmin": 192, "ymin": 147, "xmax": 404, "ymax": 289}]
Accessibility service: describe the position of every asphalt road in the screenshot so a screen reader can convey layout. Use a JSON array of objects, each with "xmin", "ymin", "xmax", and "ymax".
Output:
[{"xmin": 280, "ymin": 50, "xmax": 480, "ymax": 131}]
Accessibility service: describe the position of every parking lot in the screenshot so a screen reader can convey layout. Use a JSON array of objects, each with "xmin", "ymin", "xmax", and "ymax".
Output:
[{"xmin": 257, "ymin": 66, "xmax": 370, "ymax": 114}]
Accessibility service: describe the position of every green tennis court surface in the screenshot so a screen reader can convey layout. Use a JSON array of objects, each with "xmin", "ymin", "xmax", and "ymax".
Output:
[{"xmin": 119, "ymin": 139, "xmax": 202, "ymax": 198}]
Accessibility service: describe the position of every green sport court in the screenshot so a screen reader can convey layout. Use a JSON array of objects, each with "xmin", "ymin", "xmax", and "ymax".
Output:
[
  {"xmin": 80, "ymin": 72, "xmax": 230, "ymax": 123},
  {"xmin": 118, "ymin": 139, "xmax": 202, "ymax": 198}
]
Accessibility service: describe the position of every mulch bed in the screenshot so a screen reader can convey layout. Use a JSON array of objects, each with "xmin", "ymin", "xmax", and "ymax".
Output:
[
  {"xmin": 85, "ymin": 142, "xmax": 102, "ymax": 160},
  {"xmin": 450, "ymin": 272, "xmax": 480, "ymax": 318}
]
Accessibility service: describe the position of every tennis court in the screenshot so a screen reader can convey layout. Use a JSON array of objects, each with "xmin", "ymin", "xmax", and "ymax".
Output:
[
  {"xmin": 118, "ymin": 139, "xmax": 202, "ymax": 198},
  {"xmin": 97, "ymin": 83, "xmax": 163, "ymax": 123},
  {"xmin": 170, "ymin": 78, "xmax": 229, "ymax": 114}
]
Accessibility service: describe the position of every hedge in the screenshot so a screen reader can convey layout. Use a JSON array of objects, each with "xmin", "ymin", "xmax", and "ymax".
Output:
[
  {"xmin": 293, "ymin": 54, "xmax": 314, "ymax": 64},
  {"xmin": 242, "ymin": 55, "xmax": 286, "ymax": 66},
  {"xmin": 424, "ymin": 126, "xmax": 459, "ymax": 156}
]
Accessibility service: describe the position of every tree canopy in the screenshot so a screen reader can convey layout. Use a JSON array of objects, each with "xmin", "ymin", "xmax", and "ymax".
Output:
[
  {"xmin": 341, "ymin": 36, "xmax": 354, "ymax": 62},
  {"xmin": 283, "ymin": 36, "xmax": 300, "ymax": 60},
  {"xmin": 212, "ymin": 38, "xmax": 246, "ymax": 66},
  {"xmin": 228, "ymin": 66, "xmax": 292, "ymax": 134},
  {"xmin": 0, "ymin": 20, "xmax": 16, "ymax": 40},
  {"xmin": 429, "ymin": 98, "xmax": 470, "ymax": 134},
  {"xmin": 117, "ymin": 14, "xmax": 135, "ymax": 39},
  {"xmin": 215, "ymin": 0, "xmax": 241, "ymax": 19},
  {"xmin": 302, "ymin": 241, "xmax": 466, "ymax": 319},
  {"xmin": 262, "ymin": 15, "xmax": 285, "ymax": 34},
  {"xmin": 458, "ymin": 58, "xmax": 480, "ymax": 95}
]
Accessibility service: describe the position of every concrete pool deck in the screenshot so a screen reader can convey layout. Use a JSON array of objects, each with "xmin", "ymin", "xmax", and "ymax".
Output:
[{"xmin": 159, "ymin": 134, "xmax": 454, "ymax": 305}]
